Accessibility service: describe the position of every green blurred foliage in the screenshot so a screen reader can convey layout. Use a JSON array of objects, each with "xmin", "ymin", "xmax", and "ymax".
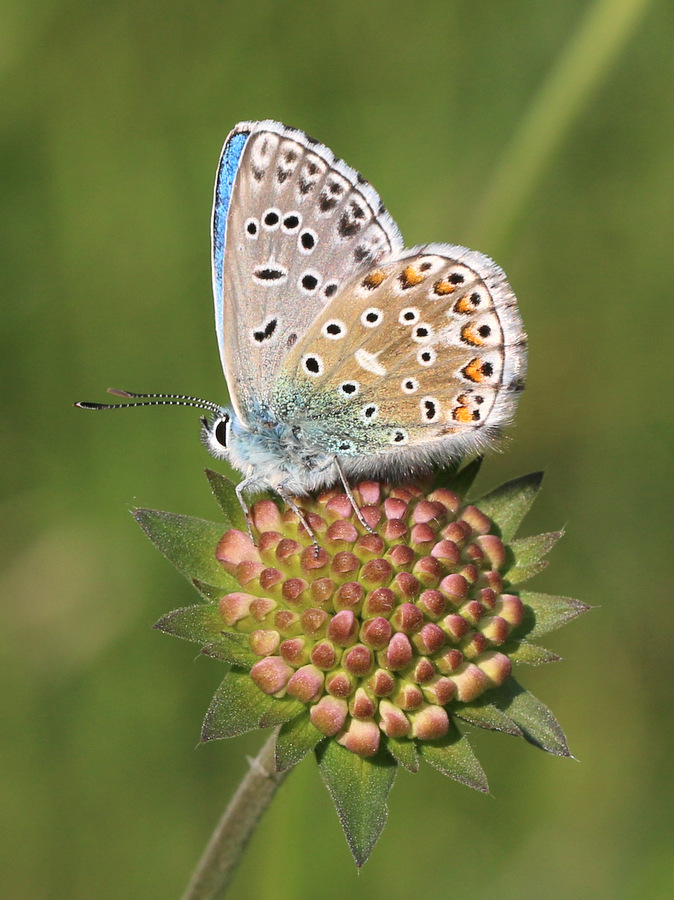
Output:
[{"xmin": 1, "ymin": 0, "xmax": 672, "ymax": 897}]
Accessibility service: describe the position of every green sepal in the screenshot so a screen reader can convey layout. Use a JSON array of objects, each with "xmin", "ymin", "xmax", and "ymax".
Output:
[
  {"xmin": 418, "ymin": 721, "xmax": 489, "ymax": 792},
  {"xmin": 504, "ymin": 531, "xmax": 563, "ymax": 584},
  {"xmin": 201, "ymin": 669, "xmax": 278, "ymax": 740},
  {"xmin": 443, "ymin": 456, "xmax": 483, "ymax": 497},
  {"xmin": 454, "ymin": 699, "xmax": 523, "ymax": 736},
  {"xmin": 201, "ymin": 634, "xmax": 258, "ymax": 668},
  {"xmin": 503, "ymin": 640, "xmax": 562, "ymax": 666},
  {"xmin": 519, "ymin": 591, "xmax": 591, "ymax": 639},
  {"xmin": 192, "ymin": 579, "xmax": 236, "ymax": 602},
  {"xmin": 316, "ymin": 740, "xmax": 397, "ymax": 867},
  {"xmin": 154, "ymin": 603, "xmax": 225, "ymax": 643},
  {"xmin": 258, "ymin": 696, "xmax": 305, "ymax": 728},
  {"xmin": 153, "ymin": 604, "xmax": 256, "ymax": 666},
  {"xmin": 385, "ymin": 736, "xmax": 419, "ymax": 772},
  {"xmin": 133, "ymin": 509, "xmax": 230, "ymax": 588},
  {"xmin": 474, "ymin": 472, "xmax": 544, "ymax": 541},
  {"xmin": 204, "ymin": 468, "xmax": 248, "ymax": 530},
  {"xmin": 274, "ymin": 711, "xmax": 324, "ymax": 772},
  {"xmin": 488, "ymin": 676, "xmax": 570, "ymax": 757}
]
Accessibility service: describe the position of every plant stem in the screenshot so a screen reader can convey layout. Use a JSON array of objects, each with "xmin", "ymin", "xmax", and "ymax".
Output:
[
  {"xmin": 469, "ymin": 0, "xmax": 653, "ymax": 252},
  {"xmin": 181, "ymin": 731, "xmax": 291, "ymax": 900}
]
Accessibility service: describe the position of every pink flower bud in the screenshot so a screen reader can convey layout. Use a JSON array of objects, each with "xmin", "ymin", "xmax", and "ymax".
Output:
[
  {"xmin": 423, "ymin": 675, "xmax": 457, "ymax": 706},
  {"xmin": 216, "ymin": 530, "xmax": 261, "ymax": 571},
  {"xmin": 286, "ymin": 665, "xmax": 324, "ymax": 702},
  {"xmin": 310, "ymin": 640, "xmax": 339, "ymax": 670},
  {"xmin": 477, "ymin": 651, "xmax": 512, "ymax": 686},
  {"xmin": 460, "ymin": 505, "xmax": 492, "ymax": 535},
  {"xmin": 310, "ymin": 696, "xmax": 348, "ymax": 736},
  {"xmin": 360, "ymin": 616, "xmax": 393, "ymax": 650},
  {"xmin": 327, "ymin": 609, "xmax": 358, "ymax": 646},
  {"xmin": 476, "ymin": 534, "xmax": 507, "ymax": 569},
  {"xmin": 250, "ymin": 657, "xmax": 292, "ymax": 695},
  {"xmin": 350, "ymin": 687, "xmax": 376, "ymax": 719},
  {"xmin": 325, "ymin": 519, "xmax": 359, "ymax": 545},
  {"xmin": 249, "ymin": 629, "xmax": 280, "ymax": 656},
  {"xmin": 390, "ymin": 602, "xmax": 424, "ymax": 634},
  {"xmin": 386, "ymin": 633, "xmax": 413, "ymax": 670},
  {"xmin": 251, "ymin": 499, "xmax": 283, "ymax": 533},
  {"xmin": 337, "ymin": 718, "xmax": 380, "ymax": 757},
  {"xmin": 451, "ymin": 662, "xmax": 490, "ymax": 701},
  {"xmin": 378, "ymin": 700, "xmax": 411, "ymax": 738},
  {"xmin": 410, "ymin": 704, "xmax": 450, "ymax": 740},
  {"xmin": 343, "ymin": 644, "xmax": 373, "ymax": 676},
  {"xmin": 417, "ymin": 589, "xmax": 447, "ymax": 619},
  {"xmin": 368, "ymin": 669, "xmax": 396, "ymax": 696},
  {"xmin": 356, "ymin": 481, "xmax": 381, "ymax": 505},
  {"xmin": 326, "ymin": 670, "xmax": 354, "ymax": 698},
  {"xmin": 218, "ymin": 592, "xmax": 254, "ymax": 626}
]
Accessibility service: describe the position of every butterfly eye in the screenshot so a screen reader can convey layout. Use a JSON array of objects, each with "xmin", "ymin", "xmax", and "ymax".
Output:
[{"xmin": 213, "ymin": 415, "xmax": 231, "ymax": 448}]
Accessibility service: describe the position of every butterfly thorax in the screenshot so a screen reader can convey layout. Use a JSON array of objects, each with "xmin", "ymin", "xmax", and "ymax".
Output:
[{"xmin": 219, "ymin": 409, "xmax": 336, "ymax": 496}]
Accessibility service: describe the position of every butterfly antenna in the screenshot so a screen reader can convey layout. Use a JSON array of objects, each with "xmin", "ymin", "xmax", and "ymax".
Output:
[{"xmin": 74, "ymin": 388, "xmax": 223, "ymax": 416}]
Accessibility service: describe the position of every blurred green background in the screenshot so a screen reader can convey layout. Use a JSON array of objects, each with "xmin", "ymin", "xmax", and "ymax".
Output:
[{"xmin": 2, "ymin": 0, "xmax": 672, "ymax": 897}]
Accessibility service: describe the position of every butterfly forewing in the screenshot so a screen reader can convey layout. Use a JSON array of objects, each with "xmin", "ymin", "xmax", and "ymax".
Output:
[
  {"xmin": 212, "ymin": 120, "xmax": 404, "ymax": 425},
  {"xmin": 274, "ymin": 244, "xmax": 526, "ymax": 463}
]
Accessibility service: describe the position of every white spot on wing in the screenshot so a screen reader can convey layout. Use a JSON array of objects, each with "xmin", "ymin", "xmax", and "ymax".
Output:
[{"xmin": 354, "ymin": 348, "xmax": 387, "ymax": 376}]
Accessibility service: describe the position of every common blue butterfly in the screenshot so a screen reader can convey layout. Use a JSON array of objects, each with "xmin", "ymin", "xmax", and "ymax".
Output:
[{"xmin": 78, "ymin": 120, "xmax": 527, "ymax": 527}]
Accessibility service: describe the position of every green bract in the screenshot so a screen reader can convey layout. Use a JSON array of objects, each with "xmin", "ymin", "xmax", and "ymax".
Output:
[{"xmin": 141, "ymin": 462, "xmax": 588, "ymax": 866}]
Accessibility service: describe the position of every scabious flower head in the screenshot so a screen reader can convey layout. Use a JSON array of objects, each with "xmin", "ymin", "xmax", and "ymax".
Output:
[{"xmin": 141, "ymin": 460, "xmax": 588, "ymax": 865}]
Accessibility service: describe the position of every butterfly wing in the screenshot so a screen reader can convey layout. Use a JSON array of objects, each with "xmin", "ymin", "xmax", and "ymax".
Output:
[
  {"xmin": 273, "ymin": 244, "xmax": 527, "ymax": 476},
  {"xmin": 212, "ymin": 120, "xmax": 404, "ymax": 426}
]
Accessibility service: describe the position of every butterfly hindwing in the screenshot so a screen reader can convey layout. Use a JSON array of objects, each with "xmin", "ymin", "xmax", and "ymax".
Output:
[
  {"xmin": 273, "ymin": 244, "xmax": 526, "ymax": 468},
  {"xmin": 212, "ymin": 120, "xmax": 404, "ymax": 426}
]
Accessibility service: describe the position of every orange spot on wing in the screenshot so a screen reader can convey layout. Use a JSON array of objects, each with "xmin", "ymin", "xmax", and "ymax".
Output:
[
  {"xmin": 454, "ymin": 295, "xmax": 475, "ymax": 314},
  {"xmin": 463, "ymin": 358, "xmax": 485, "ymax": 382},
  {"xmin": 452, "ymin": 406, "xmax": 473, "ymax": 423},
  {"xmin": 433, "ymin": 279, "xmax": 456, "ymax": 295},
  {"xmin": 460, "ymin": 324, "xmax": 482, "ymax": 346},
  {"xmin": 362, "ymin": 270, "xmax": 385, "ymax": 289},
  {"xmin": 400, "ymin": 265, "xmax": 424, "ymax": 289}
]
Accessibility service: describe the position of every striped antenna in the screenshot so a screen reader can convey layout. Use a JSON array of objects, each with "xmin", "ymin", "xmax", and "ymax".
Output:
[{"xmin": 74, "ymin": 388, "xmax": 223, "ymax": 416}]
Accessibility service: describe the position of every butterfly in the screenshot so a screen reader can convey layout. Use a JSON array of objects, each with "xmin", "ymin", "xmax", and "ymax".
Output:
[{"xmin": 77, "ymin": 120, "xmax": 527, "ymax": 528}]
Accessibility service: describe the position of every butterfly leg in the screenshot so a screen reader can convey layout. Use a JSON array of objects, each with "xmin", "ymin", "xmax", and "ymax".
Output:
[
  {"xmin": 333, "ymin": 456, "xmax": 375, "ymax": 534},
  {"xmin": 276, "ymin": 484, "xmax": 320, "ymax": 555},
  {"xmin": 234, "ymin": 474, "xmax": 256, "ymax": 543}
]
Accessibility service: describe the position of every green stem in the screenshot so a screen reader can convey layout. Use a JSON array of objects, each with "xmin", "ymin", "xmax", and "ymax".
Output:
[
  {"xmin": 181, "ymin": 731, "xmax": 290, "ymax": 900},
  {"xmin": 469, "ymin": 0, "xmax": 653, "ymax": 251}
]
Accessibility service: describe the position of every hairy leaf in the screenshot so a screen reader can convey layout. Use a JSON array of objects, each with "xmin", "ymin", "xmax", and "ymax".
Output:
[
  {"xmin": 134, "ymin": 509, "xmax": 229, "ymax": 587},
  {"xmin": 317, "ymin": 741, "xmax": 397, "ymax": 867},
  {"xmin": 419, "ymin": 722, "xmax": 489, "ymax": 792},
  {"xmin": 474, "ymin": 472, "xmax": 544, "ymax": 541}
]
